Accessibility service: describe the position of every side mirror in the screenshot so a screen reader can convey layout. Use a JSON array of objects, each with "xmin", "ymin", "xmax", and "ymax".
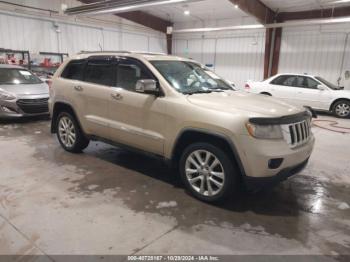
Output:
[
  {"xmin": 317, "ymin": 84, "xmax": 326, "ymax": 91},
  {"xmin": 136, "ymin": 79, "xmax": 159, "ymax": 95}
]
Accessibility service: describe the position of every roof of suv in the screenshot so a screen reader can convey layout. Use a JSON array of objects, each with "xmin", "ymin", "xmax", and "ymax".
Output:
[{"xmin": 72, "ymin": 51, "xmax": 192, "ymax": 62}]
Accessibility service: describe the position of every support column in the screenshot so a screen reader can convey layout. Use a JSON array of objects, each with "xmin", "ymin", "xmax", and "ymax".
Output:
[
  {"xmin": 167, "ymin": 34, "xmax": 173, "ymax": 55},
  {"xmin": 264, "ymin": 27, "xmax": 282, "ymax": 79}
]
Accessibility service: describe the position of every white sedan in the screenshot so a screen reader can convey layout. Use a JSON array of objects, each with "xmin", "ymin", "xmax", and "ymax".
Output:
[{"xmin": 245, "ymin": 73, "xmax": 350, "ymax": 118}]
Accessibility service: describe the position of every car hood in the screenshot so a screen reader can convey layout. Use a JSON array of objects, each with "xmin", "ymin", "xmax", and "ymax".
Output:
[
  {"xmin": 186, "ymin": 90, "xmax": 303, "ymax": 117},
  {"xmin": 0, "ymin": 83, "xmax": 49, "ymax": 96}
]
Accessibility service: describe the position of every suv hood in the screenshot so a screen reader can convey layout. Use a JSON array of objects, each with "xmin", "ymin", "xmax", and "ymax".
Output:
[
  {"xmin": 0, "ymin": 83, "xmax": 49, "ymax": 96},
  {"xmin": 186, "ymin": 90, "xmax": 303, "ymax": 117}
]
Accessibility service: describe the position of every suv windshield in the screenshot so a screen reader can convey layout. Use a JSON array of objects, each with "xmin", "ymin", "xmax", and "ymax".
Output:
[
  {"xmin": 315, "ymin": 76, "xmax": 340, "ymax": 90},
  {"xmin": 0, "ymin": 68, "xmax": 42, "ymax": 85},
  {"xmin": 151, "ymin": 61, "xmax": 233, "ymax": 94}
]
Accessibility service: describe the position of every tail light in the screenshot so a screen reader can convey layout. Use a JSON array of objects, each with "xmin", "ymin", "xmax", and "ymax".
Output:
[{"xmin": 245, "ymin": 83, "xmax": 251, "ymax": 90}]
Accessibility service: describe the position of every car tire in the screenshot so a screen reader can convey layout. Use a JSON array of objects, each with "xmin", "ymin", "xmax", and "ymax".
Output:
[
  {"xmin": 56, "ymin": 112, "xmax": 89, "ymax": 153},
  {"xmin": 179, "ymin": 142, "xmax": 238, "ymax": 203},
  {"xmin": 332, "ymin": 100, "xmax": 350, "ymax": 118}
]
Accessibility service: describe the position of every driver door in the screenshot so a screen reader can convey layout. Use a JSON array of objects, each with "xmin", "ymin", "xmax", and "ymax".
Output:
[{"xmin": 108, "ymin": 57, "xmax": 166, "ymax": 155}]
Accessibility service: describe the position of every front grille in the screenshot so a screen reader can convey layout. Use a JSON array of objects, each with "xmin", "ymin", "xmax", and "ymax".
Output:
[
  {"xmin": 281, "ymin": 119, "xmax": 311, "ymax": 148},
  {"xmin": 16, "ymin": 98, "xmax": 49, "ymax": 114}
]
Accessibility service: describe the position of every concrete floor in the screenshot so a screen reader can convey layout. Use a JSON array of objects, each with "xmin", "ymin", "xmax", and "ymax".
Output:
[{"xmin": 0, "ymin": 114, "xmax": 349, "ymax": 258}]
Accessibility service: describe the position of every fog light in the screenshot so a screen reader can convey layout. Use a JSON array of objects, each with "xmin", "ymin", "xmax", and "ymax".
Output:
[
  {"xmin": 268, "ymin": 158, "xmax": 283, "ymax": 169},
  {"xmin": 1, "ymin": 106, "xmax": 16, "ymax": 113}
]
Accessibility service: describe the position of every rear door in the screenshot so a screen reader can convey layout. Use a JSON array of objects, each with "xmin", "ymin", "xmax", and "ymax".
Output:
[
  {"xmin": 108, "ymin": 57, "xmax": 165, "ymax": 155},
  {"xmin": 73, "ymin": 57, "xmax": 114, "ymax": 138},
  {"xmin": 268, "ymin": 75, "xmax": 300, "ymax": 105}
]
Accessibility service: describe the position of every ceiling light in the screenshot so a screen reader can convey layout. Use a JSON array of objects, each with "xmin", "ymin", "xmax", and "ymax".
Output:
[
  {"xmin": 184, "ymin": 10, "xmax": 190, "ymax": 15},
  {"xmin": 65, "ymin": 0, "xmax": 190, "ymax": 16},
  {"xmin": 234, "ymin": 4, "xmax": 239, "ymax": 9},
  {"xmin": 329, "ymin": 0, "xmax": 350, "ymax": 4}
]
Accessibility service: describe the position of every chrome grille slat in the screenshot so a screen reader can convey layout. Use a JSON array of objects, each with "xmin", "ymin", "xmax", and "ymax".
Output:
[{"xmin": 281, "ymin": 119, "xmax": 311, "ymax": 149}]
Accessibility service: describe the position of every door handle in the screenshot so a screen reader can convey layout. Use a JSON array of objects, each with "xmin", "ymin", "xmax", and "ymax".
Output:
[
  {"xmin": 111, "ymin": 93, "xmax": 123, "ymax": 100},
  {"xmin": 74, "ymin": 85, "xmax": 83, "ymax": 91}
]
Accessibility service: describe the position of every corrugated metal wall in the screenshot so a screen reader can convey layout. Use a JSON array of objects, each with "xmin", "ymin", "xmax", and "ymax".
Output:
[
  {"xmin": 278, "ymin": 25, "xmax": 350, "ymax": 87},
  {"xmin": 0, "ymin": 12, "xmax": 167, "ymax": 55},
  {"xmin": 174, "ymin": 31, "xmax": 266, "ymax": 89}
]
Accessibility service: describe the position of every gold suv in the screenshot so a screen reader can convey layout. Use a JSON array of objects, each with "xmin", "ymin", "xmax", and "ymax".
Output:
[{"xmin": 49, "ymin": 52, "xmax": 315, "ymax": 202}]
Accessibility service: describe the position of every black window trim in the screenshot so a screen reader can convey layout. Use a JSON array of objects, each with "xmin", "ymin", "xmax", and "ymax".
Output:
[
  {"xmin": 82, "ymin": 57, "xmax": 116, "ymax": 87},
  {"xmin": 116, "ymin": 56, "xmax": 164, "ymax": 96}
]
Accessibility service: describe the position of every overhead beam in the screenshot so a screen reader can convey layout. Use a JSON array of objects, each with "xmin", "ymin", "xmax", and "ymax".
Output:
[
  {"xmin": 229, "ymin": 0, "xmax": 275, "ymax": 24},
  {"xmin": 278, "ymin": 6, "xmax": 350, "ymax": 21}
]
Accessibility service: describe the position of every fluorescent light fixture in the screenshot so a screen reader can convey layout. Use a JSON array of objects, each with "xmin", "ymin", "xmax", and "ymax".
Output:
[
  {"xmin": 329, "ymin": 0, "xmax": 350, "ymax": 4},
  {"xmin": 184, "ymin": 10, "xmax": 190, "ymax": 15},
  {"xmin": 65, "ymin": 0, "xmax": 190, "ymax": 16},
  {"xmin": 173, "ymin": 16, "xmax": 350, "ymax": 33}
]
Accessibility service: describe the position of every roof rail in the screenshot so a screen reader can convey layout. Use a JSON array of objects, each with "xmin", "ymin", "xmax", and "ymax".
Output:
[
  {"xmin": 77, "ymin": 50, "xmax": 167, "ymax": 56},
  {"xmin": 78, "ymin": 50, "xmax": 132, "ymax": 55}
]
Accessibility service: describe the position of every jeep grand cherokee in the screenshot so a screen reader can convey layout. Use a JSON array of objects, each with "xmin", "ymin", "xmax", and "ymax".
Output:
[{"xmin": 49, "ymin": 52, "xmax": 315, "ymax": 202}]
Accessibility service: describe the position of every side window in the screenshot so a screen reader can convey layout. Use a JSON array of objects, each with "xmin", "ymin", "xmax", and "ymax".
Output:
[
  {"xmin": 61, "ymin": 60, "xmax": 85, "ymax": 80},
  {"xmin": 281, "ymin": 76, "xmax": 297, "ymax": 87},
  {"xmin": 117, "ymin": 58, "xmax": 154, "ymax": 92},
  {"xmin": 84, "ymin": 60, "xmax": 114, "ymax": 86},
  {"xmin": 303, "ymin": 77, "xmax": 319, "ymax": 89},
  {"xmin": 271, "ymin": 75, "xmax": 296, "ymax": 86}
]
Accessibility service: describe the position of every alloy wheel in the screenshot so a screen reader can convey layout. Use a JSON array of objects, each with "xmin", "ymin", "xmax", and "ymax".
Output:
[
  {"xmin": 58, "ymin": 116, "xmax": 76, "ymax": 148},
  {"xmin": 185, "ymin": 150, "xmax": 225, "ymax": 197}
]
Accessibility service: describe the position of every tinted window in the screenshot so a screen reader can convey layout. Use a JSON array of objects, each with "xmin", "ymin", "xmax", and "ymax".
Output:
[
  {"xmin": 271, "ymin": 75, "xmax": 297, "ymax": 86},
  {"xmin": 84, "ymin": 60, "xmax": 114, "ymax": 86},
  {"xmin": 0, "ymin": 68, "xmax": 42, "ymax": 85},
  {"xmin": 117, "ymin": 58, "xmax": 154, "ymax": 91},
  {"xmin": 61, "ymin": 60, "xmax": 85, "ymax": 80},
  {"xmin": 303, "ymin": 77, "xmax": 319, "ymax": 89}
]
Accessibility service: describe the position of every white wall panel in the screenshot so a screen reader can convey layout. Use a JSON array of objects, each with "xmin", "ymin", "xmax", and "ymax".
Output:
[
  {"xmin": 149, "ymin": 36, "xmax": 166, "ymax": 53},
  {"xmin": 0, "ymin": 13, "xmax": 58, "ymax": 53},
  {"xmin": 279, "ymin": 26, "xmax": 350, "ymax": 86},
  {"xmin": 0, "ymin": 12, "xmax": 167, "ymax": 56},
  {"xmin": 122, "ymin": 33, "xmax": 149, "ymax": 52},
  {"xmin": 174, "ymin": 32, "xmax": 265, "ymax": 89},
  {"xmin": 59, "ymin": 23, "xmax": 104, "ymax": 54}
]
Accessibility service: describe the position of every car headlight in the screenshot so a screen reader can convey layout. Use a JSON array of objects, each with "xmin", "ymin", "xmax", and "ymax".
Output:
[
  {"xmin": 246, "ymin": 122, "xmax": 283, "ymax": 139},
  {"xmin": 0, "ymin": 90, "xmax": 16, "ymax": 101}
]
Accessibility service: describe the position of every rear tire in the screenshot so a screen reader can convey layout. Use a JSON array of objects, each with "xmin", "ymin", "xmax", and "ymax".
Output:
[
  {"xmin": 332, "ymin": 100, "xmax": 350, "ymax": 118},
  {"xmin": 56, "ymin": 112, "xmax": 89, "ymax": 153},
  {"xmin": 179, "ymin": 142, "xmax": 238, "ymax": 203}
]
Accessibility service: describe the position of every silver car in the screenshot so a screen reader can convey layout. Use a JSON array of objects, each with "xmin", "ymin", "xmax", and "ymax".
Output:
[{"xmin": 0, "ymin": 65, "xmax": 49, "ymax": 118}]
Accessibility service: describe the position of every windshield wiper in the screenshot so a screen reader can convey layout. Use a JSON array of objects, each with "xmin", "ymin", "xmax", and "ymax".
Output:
[{"xmin": 183, "ymin": 90, "xmax": 213, "ymax": 95}]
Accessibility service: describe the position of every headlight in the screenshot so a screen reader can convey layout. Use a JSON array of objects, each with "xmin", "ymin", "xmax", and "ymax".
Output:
[
  {"xmin": 0, "ymin": 90, "xmax": 16, "ymax": 101},
  {"xmin": 246, "ymin": 122, "xmax": 283, "ymax": 139}
]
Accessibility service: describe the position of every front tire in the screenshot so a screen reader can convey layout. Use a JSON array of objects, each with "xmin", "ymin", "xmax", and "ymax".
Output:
[
  {"xmin": 333, "ymin": 100, "xmax": 350, "ymax": 118},
  {"xmin": 179, "ymin": 142, "xmax": 238, "ymax": 202},
  {"xmin": 56, "ymin": 112, "xmax": 89, "ymax": 153}
]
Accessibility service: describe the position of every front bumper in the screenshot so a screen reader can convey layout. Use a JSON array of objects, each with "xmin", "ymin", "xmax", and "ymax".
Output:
[
  {"xmin": 244, "ymin": 157, "xmax": 309, "ymax": 192},
  {"xmin": 0, "ymin": 96, "xmax": 49, "ymax": 118}
]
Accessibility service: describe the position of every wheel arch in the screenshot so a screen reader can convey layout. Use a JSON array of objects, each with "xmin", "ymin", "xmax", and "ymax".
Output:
[
  {"xmin": 170, "ymin": 128, "xmax": 246, "ymax": 178},
  {"xmin": 330, "ymin": 98, "xmax": 350, "ymax": 111},
  {"xmin": 260, "ymin": 92, "xmax": 272, "ymax": 96},
  {"xmin": 51, "ymin": 102, "xmax": 82, "ymax": 134}
]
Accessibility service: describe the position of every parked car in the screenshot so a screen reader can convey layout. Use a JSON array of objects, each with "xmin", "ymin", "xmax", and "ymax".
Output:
[
  {"xmin": 49, "ymin": 52, "xmax": 315, "ymax": 202},
  {"xmin": 245, "ymin": 73, "xmax": 350, "ymax": 118},
  {"xmin": 0, "ymin": 65, "xmax": 49, "ymax": 118}
]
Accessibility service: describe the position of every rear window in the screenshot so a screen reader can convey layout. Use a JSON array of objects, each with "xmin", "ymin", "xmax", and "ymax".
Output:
[
  {"xmin": 61, "ymin": 60, "xmax": 85, "ymax": 80},
  {"xmin": 0, "ymin": 68, "xmax": 42, "ymax": 85}
]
